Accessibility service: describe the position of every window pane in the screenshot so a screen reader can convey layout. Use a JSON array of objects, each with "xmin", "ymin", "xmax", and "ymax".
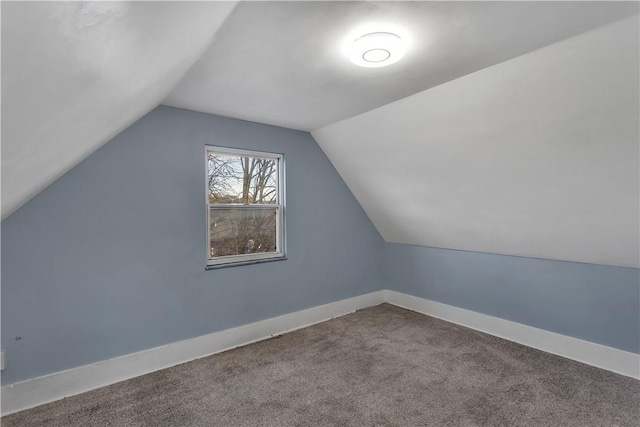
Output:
[
  {"xmin": 209, "ymin": 207, "xmax": 277, "ymax": 258},
  {"xmin": 207, "ymin": 153, "xmax": 277, "ymax": 204}
]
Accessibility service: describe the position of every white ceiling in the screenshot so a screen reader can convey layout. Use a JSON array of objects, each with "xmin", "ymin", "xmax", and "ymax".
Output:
[
  {"xmin": 1, "ymin": 1, "xmax": 237, "ymax": 220},
  {"xmin": 313, "ymin": 15, "xmax": 640, "ymax": 267},
  {"xmin": 2, "ymin": 2, "xmax": 638, "ymax": 267},
  {"xmin": 164, "ymin": 1, "xmax": 639, "ymax": 131}
]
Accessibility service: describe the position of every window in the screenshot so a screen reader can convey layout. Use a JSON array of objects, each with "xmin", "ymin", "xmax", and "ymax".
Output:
[{"xmin": 206, "ymin": 146, "xmax": 285, "ymax": 267}]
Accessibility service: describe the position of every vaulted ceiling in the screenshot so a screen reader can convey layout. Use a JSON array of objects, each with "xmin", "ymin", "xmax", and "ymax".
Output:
[
  {"xmin": 3, "ymin": 2, "xmax": 639, "ymax": 267},
  {"xmin": 1, "ymin": 1, "xmax": 237, "ymax": 220},
  {"xmin": 313, "ymin": 15, "xmax": 639, "ymax": 268},
  {"xmin": 165, "ymin": 1, "xmax": 638, "ymax": 131}
]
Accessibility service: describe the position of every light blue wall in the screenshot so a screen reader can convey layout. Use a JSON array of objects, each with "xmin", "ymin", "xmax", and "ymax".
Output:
[
  {"xmin": 0, "ymin": 106, "xmax": 385, "ymax": 385},
  {"xmin": 384, "ymin": 243, "xmax": 640, "ymax": 354},
  {"xmin": 2, "ymin": 105, "xmax": 638, "ymax": 385}
]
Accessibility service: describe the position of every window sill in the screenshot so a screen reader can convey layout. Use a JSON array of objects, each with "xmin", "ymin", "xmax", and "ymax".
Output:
[{"xmin": 206, "ymin": 255, "xmax": 287, "ymax": 270}]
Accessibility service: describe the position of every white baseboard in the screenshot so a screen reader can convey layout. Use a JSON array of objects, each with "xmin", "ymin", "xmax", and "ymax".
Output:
[
  {"xmin": 3, "ymin": 289, "xmax": 638, "ymax": 416},
  {"xmin": 0, "ymin": 290, "xmax": 386, "ymax": 416},
  {"xmin": 384, "ymin": 290, "xmax": 640, "ymax": 380}
]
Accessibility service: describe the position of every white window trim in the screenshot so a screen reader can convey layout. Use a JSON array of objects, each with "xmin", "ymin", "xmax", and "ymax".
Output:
[{"xmin": 205, "ymin": 146, "xmax": 285, "ymax": 268}]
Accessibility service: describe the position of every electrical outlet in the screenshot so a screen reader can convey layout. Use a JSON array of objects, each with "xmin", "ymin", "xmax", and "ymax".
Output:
[{"xmin": 1, "ymin": 350, "xmax": 5, "ymax": 371}]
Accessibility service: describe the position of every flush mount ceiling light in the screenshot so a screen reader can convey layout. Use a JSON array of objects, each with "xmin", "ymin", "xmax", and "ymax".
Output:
[{"xmin": 349, "ymin": 32, "xmax": 405, "ymax": 68}]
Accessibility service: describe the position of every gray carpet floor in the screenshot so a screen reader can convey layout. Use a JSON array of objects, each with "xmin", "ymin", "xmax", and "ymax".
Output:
[{"xmin": 3, "ymin": 303, "xmax": 639, "ymax": 426}]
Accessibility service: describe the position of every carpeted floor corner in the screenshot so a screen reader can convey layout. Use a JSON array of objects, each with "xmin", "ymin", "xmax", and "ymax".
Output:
[{"xmin": 3, "ymin": 303, "xmax": 639, "ymax": 426}]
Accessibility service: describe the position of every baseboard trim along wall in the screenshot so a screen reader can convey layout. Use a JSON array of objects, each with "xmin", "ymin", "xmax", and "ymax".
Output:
[
  {"xmin": 384, "ymin": 290, "xmax": 640, "ymax": 381},
  {"xmin": 3, "ymin": 289, "xmax": 638, "ymax": 416},
  {"xmin": 0, "ymin": 291, "xmax": 387, "ymax": 416}
]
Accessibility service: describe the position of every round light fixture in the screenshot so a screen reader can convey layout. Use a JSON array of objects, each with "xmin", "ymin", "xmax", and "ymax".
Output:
[{"xmin": 349, "ymin": 32, "xmax": 405, "ymax": 68}]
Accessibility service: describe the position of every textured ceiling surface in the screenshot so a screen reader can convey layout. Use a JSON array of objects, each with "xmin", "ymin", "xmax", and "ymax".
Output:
[
  {"xmin": 2, "ymin": 2, "xmax": 638, "ymax": 267},
  {"xmin": 164, "ymin": 1, "xmax": 638, "ymax": 131},
  {"xmin": 313, "ymin": 16, "xmax": 640, "ymax": 267},
  {"xmin": 1, "ymin": 1, "xmax": 237, "ymax": 219}
]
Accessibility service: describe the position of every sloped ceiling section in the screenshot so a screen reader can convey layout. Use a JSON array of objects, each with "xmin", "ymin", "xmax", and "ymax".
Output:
[
  {"xmin": 1, "ymin": 1, "xmax": 237, "ymax": 220},
  {"xmin": 165, "ymin": 1, "xmax": 639, "ymax": 131},
  {"xmin": 313, "ymin": 16, "xmax": 640, "ymax": 268}
]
